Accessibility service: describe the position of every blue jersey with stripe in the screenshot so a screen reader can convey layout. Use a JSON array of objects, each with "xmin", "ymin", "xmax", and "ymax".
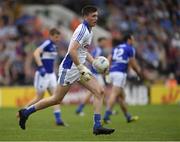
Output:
[
  {"xmin": 110, "ymin": 43, "xmax": 135, "ymax": 73},
  {"xmin": 90, "ymin": 46, "xmax": 103, "ymax": 74},
  {"xmin": 38, "ymin": 39, "xmax": 57, "ymax": 73}
]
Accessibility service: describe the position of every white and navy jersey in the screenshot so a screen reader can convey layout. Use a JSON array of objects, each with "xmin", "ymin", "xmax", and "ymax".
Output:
[
  {"xmin": 90, "ymin": 46, "xmax": 103, "ymax": 74},
  {"xmin": 60, "ymin": 20, "xmax": 93, "ymax": 69},
  {"xmin": 110, "ymin": 43, "xmax": 135, "ymax": 73},
  {"xmin": 38, "ymin": 39, "xmax": 57, "ymax": 73}
]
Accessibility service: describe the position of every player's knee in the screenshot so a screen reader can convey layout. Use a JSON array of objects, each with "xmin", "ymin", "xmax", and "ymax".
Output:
[
  {"xmin": 94, "ymin": 87, "xmax": 105, "ymax": 97},
  {"xmin": 100, "ymin": 88, "xmax": 105, "ymax": 96},
  {"xmin": 51, "ymin": 96, "xmax": 60, "ymax": 105}
]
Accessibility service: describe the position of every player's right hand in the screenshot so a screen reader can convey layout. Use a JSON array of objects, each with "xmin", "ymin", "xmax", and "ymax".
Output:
[
  {"xmin": 77, "ymin": 64, "xmax": 92, "ymax": 82},
  {"xmin": 38, "ymin": 66, "xmax": 46, "ymax": 77}
]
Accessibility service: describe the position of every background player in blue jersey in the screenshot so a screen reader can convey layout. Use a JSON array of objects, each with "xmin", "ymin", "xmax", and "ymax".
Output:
[
  {"xmin": 22, "ymin": 28, "xmax": 65, "ymax": 126},
  {"xmin": 75, "ymin": 37, "xmax": 108, "ymax": 115},
  {"xmin": 17, "ymin": 6, "xmax": 114, "ymax": 135},
  {"xmin": 104, "ymin": 34, "xmax": 143, "ymax": 123}
]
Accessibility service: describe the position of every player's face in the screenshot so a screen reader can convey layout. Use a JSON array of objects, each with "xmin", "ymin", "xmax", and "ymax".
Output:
[
  {"xmin": 130, "ymin": 36, "xmax": 136, "ymax": 45},
  {"xmin": 99, "ymin": 39, "xmax": 108, "ymax": 48},
  {"xmin": 51, "ymin": 34, "xmax": 61, "ymax": 42},
  {"xmin": 86, "ymin": 11, "xmax": 98, "ymax": 27},
  {"xmin": 128, "ymin": 36, "xmax": 135, "ymax": 45}
]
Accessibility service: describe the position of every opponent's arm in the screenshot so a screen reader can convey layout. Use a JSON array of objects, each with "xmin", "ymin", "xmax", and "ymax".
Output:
[
  {"xmin": 34, "ymin": 48, "xmax": 43, "ymax": 66},
  {"xmin": 129, "ymin": 57, "xmax": 143, "ymax": 79},
  {"xmin": 33, "ymin": 47, "xmax": 46, "ymax": 76}
]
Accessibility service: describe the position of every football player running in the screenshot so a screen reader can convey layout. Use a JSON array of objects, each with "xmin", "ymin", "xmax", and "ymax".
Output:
[{"xmin": 17, "ymin": 6, "xmax": 115, "ymax": 135}]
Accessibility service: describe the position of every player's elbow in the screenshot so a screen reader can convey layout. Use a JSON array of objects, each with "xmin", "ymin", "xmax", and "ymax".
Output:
[
  {"xmin": 69, "ymin": 41, "xmax": 79, "ymax": 54},
  {"xmin": 69, "ymin": 49, "xmax": 73, "ymax": 56},
  {"xmin": 33, "ymin": 50, "xmax": 37, "ymax": 57},
  {"xmin": 69, "ymin": 47, "xmax": 76, "ymax": 55},
  {"xmin": 33, "ymin": 49, "xmax": 40, "ymax": 59}
]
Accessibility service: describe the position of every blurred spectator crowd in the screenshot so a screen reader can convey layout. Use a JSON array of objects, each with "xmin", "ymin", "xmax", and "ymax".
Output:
[
  {"xmin": 0, "ymin": 0, "xmax": 180, "ymax": 85},
  {"xmin": 0, "ymin": 1, "xmax": 68, "ymax": 86}
]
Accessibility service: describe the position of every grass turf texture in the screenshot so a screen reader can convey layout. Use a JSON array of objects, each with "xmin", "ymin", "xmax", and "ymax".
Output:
[{"xmin": 0, "ymin": 105, "xmax": 180, "ymax": 141}]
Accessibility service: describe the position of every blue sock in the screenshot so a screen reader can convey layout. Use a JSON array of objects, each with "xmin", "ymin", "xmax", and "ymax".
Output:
[
  {"xmin": 76, "ymin": 104, "xmax": 84, "ymax": 113},
  {"xmin": 24, "ymin": 105, "xmax": 36, "ymax": 117},
  {"xmin": 104, "ymin": 110, "xmax": 112, "ymax": 120},
  {"xmin": 125, "ymin": 112, "xmax": 131, "ymax": 121},
  {"xmin": 54, "ymin": 110, "xmax": 62, "ymax": 124},
  {"xmin": 94, "ymin": 114, "xmax": 101, "ymax": 129}
]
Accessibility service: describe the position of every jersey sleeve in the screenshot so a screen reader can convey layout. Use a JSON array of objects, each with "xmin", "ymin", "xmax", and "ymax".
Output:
[
  {"xmin": 73, "ymin": 24, "xmax": 87, "ymax": 45},
  {"xmin": 128, "ymin": 46, "xmax": 136, "ymax": 58},
  {"xmin": 38, "ymin": 40, "xmax": 51, "ymax": 50}
]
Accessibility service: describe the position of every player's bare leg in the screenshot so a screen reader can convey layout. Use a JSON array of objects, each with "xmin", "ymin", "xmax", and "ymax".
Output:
[
  {"xmin": 34, "ymin": 85, "xmax": 70, "ymax": 110},
  {"xmin": 83, "ymin": 92, "xmax": 92, "ymax": 104},
  {"xmin": 48, "ymin": 88, "xmax": 67, "ymax": 126},
  {"xmin": 117, "ymin": 89, "xmax": 139, "ymax": 123},
  {"xmin": 103, "ymin": 86, "xmax": 119, "ymax": 123},
  {"xmin": 76, "ymin": 91, "xmax": 92, "ymax": 115},
  {"xmin": 117, "ymin": 88, "xmax": 128, "ymax": 115},
  {"xmin": 18, "ymin": 84, "xmax": 71, "ymax": 130},
  {"xmin": 78, "ymin": 77, "xmax": 104, "ymax": 114},
  {"xmin": 25, "ymin": 91, "xmax": 44, "ymax": 108},
  {"xmin": 16, "ymin": 92, "xmax": 44, "ymax": 118},
  {"xmin": 104, "ymin": 87, "xmax": 118, "ymax": 115},
  {"xmin": 104, "ymin": 85, "xmax": 138, "ymax": 123},
  {"xmin": 78, "ymin": 76, "xmax": 115, "ymax": 135}
]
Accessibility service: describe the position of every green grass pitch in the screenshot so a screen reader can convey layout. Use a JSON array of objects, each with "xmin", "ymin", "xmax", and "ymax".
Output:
[{"xmin": 0, "ymin": 105, "xmax": 180, "ymax": 141}]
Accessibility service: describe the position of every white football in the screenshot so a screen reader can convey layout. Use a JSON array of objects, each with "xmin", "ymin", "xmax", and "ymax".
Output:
[{"xmin": 92, "ymin": 56, "xmax": 109, "ymax": 73}]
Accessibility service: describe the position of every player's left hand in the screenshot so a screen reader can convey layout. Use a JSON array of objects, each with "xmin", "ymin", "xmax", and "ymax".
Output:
[
  {"xmin": 136, "ymin": 75, "xmax": 144, "ymax": 84},
  {"xmin": 38, "ymin": 66, "xmax": 46, "ymax": 77}
]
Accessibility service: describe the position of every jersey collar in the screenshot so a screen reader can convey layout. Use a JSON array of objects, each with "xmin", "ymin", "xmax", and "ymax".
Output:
[
  {"xmin": 83, "ymin": 20, "xmax": 91, "ymax": 33},
  {"xmin": 125, "ymin": 42, "xmax": 133, "ymax": 47},
  {"xmin": 49, "ymin": 38, "xmax": 54, "ymax": 44}
]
